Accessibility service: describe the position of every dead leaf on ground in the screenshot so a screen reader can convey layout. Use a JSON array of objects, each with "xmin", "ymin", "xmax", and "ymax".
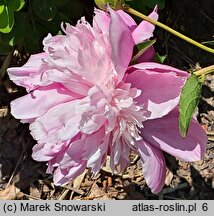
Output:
[
  {"xmin": 30, "ymin": 186, "xmax": 41, "ymax": 199},
  {"xmin": 101, "ymin": 156, "xmax": 112, "ymax": 173},
  {"xmin": 88, "ymin": 182, "xmax": 107, "ymax": 199},
  {"xmin": 73, "ymin": 169, "xmax": 87, "ymax": 189},
  {"xmin": 179, "ymin": 161, "xmax": 189, "ymax": 170},
  {"xmin": 165, "ymin": 169, "xmax": 174, "ymax": 186},
  {"xmin": 0, "ymin": 184, "xmax": 22, "ymax": 200}
]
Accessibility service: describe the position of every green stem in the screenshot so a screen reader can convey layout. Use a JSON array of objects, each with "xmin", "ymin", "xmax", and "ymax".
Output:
[
  {"xmin": 124, "ymin": 6, "xmax": 214, "ymax": 54},
  {"xmin": 194, "ymin": 65, "xmax": 214, "ymax": 76}
]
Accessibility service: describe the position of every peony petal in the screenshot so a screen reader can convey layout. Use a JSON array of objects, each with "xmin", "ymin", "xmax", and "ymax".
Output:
[
  {"xmin": 126, "ymin": 66, "xmax": 186, "ymax": 119},
  {"xmin": 128, "ymin": 62, "xmax": 189, "ymax": 77},
  {"xmin": 137, "ymin": 139, "xmax": 166, "ymax": 194},
  {"xmin": 132, "ymin": 6, "xmax": 158, "ymax": 44},
  {"xmin": 86, "ymin": 142, "xmax": 107, "ymax": 173},
  {"xmin": 76, "ymin": 38, "xmax": 112, "ymax": 86},
  {"xmin": 141, "ymin": 108, "xmax": 207, "ymax": 161},
  {"xmin": 93, "ymin": 8, "xmax": 110, "ymax": 34},
  {"xmin": 53, "ymin": 163, "xmax": 86, "ymax": 185},
  {"xmin": 108, "ymin": 6, "xmax": 134, "ymax": 82},
  {"xmin": 47, "ymin": 68, "xmax": 92, "ymax": 96},
  {"xmin": 7, "ymin": 52, "xmax": 49, "ymax": 92},
  {"xmin": 32, "ymin": 133, "xmax": 81, "ymax": 163},
  {"xmin": 10, "ymin": 83, "xmax": 79, "ymax": 122},
  {"xmin": 93, "ymin": 9, "xmax": 137, "ymax": 36},
  {"xmin": 59, "ymin": 136, "xmax": 85, "ymax": 169},
  {"xmin": 81, "ymin": 128, "xmax": 104, "ymax": 158},
  {"xmin": 80, "ymin": 127, "xmax": 109, "ymax": 173},
  {"xmin": 32, "ymin": 141, "xmax": 69, "ymax": 162},
  {"xmin": 111, "ymin": 139, "xmax": 130, "ymax": 172},
  {"xmin": 29, "ymin": 98, "xmax": 90, "ymax": 143},
  {"xmin": 53, "ymin": 132, "xmax": 87, "ymax": 185},
  {"xmin": 116, "ymin": 10, "xmax": 137, "ymax": 31}
]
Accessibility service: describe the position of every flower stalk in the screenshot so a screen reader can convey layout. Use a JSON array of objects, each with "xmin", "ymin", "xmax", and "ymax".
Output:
[
  {"xmin": 124, "ymin": 5, "xmax": 214, "ymax": 54},
  {"xmin": 194, "ymin": 65, "xmax": 214, "ymax": 76}
]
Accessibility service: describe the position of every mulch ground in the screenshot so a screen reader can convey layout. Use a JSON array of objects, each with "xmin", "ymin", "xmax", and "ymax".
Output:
[{"xmin": 0, "ymin": 0, "xmax": 213, "ymax": 200}]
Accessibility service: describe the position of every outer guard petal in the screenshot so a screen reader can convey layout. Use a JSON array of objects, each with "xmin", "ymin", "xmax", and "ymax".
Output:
[
  {"xmin": 126, "ymin": 68, "xmax": 186, "ymax": 119},
  {"xmin": 132, "ymin": 6, "xmax": 158, "ymax": 44},
  {"xmin": 7, "ymin": 52, "xmax": 48, "ymax": 92},
  {"xmin": 137, "ymin": 140, "xmax": 166, "ymax": 194},
  {"xmin": 108, "ymin": 6, "xmax": 134, "ymax": 82},
  {"xmin": 10, "ymin": 83, "xmax": 77, "ymax": 122},
  {"xmin": 141, "ymin": 108, "xmax": 207, "ymax": 161}
]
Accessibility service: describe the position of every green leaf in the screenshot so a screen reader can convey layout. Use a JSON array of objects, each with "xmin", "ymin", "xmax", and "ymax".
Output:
[
  {"xmin": 95, "ymin": 0, "xmax": 125, "ymax": 10},
  {"xmin": 0, "ymin": 4, "xmax": 14, "ymax": 33},
  {"xmin": 179, "ymin": 74, "xmax": 202, "ymax": 138},
  {"xmin": 136, "ymin": 39, "xmax": 156, "ymax": 50},
  {"xmin": 154, "ymin": 53, "xmax": 167, "ymax": 63},
  {"xmin": 8, "ymin": 0, "xmax": 25, "ymax": 11},
  {"xmin": 33, "ymin": 0, "xmax": 57, "ymax": 21},
  {"xmin": 125, "ymin": 0, "xmax": 147, "ymax": 14},
  {"xmin": 0, "ymin": 2, "xmax": 4, "ymax": 14},
  {"xmin": 0, "ymin": 13, "xmax": 27, "ymax": 46}
]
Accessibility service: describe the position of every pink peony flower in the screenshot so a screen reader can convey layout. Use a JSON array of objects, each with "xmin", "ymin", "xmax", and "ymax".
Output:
[{"xmin": 7, "ymin": 7, "xmax": 207, "ymax": 193}]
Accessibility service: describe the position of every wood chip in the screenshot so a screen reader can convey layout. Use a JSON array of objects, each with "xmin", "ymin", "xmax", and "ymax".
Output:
[{"xmin": 0, "ymin": 184, "xmax": 21, "ymax": 200}]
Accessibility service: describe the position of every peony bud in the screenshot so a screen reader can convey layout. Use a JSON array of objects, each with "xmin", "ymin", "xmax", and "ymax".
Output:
[{"xmin": 94, "ymin": 0, "xmax": 125, "ymax": 11}]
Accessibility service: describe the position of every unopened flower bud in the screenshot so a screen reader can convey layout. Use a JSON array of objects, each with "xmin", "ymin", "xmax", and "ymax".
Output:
[{"xmin": 94, "ymin": 0, "xmax": 125, "ymax": 11}]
